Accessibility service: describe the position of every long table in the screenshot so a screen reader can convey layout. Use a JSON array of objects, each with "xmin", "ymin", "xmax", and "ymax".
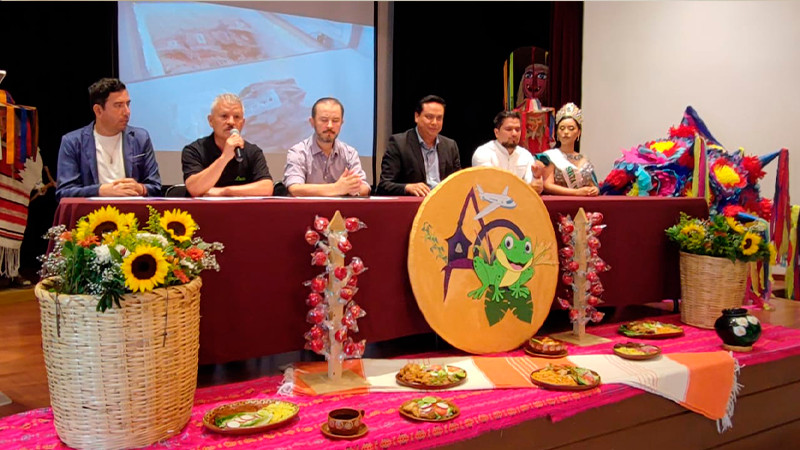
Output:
[{"xmin": 53, "ymin": 196, "xmax": 707, "ymax": 364}]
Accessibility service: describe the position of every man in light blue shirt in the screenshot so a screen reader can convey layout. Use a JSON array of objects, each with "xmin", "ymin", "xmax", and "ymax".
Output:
[
  {"xmin": 283, "ymin": 98, "xmax": 370, "ymax": 197},
  {"xmin": 378, "ymin": 95, "xmax": 461, "ymax": 196}
]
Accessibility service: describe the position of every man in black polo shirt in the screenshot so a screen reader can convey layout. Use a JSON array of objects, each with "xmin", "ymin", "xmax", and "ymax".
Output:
[{"xmin": 181, "ymin": 93, "xmax": 273, "ymax": 196}]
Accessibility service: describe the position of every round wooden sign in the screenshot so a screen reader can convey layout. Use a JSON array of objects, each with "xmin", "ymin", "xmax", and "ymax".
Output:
[{"xmin": 408, "ymin": 167, "xmax": 558, "ymax": 354}]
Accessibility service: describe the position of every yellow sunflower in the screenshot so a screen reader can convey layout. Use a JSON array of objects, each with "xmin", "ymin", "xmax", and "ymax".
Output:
[
  {"xmin": 680, "ymin": 223, "xmax": 706, "ymax": 238},
  {"xmin": 768, "ymin": 242, "xmax": 777, "ymax": 265},
  {"xmin": 740, "ymin": 232, "xmax": 762, "ymax": 256},
  {"xmin": 725, "ymin": 217, "xmax": 745, "ymax": 234},
  {"xmin": 121, "ymin": 244, "xmax": 169, "ymax": 292},
  {"xmin": 160, "ymin": 209, "xmax": 197, "ymax": 243},
  {"xmin": 75, "ymin": 206, "xmax": 130, "ymax": 240}
]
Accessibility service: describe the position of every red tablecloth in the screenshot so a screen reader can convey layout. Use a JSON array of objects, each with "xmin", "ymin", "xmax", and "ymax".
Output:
[
  {"xmin": 3, "ymin": 316, "xmax": 799, "ymax": 450},
  {"xmin": 53, "ymin": 196, "xmax": 707, "ymax": 364}
]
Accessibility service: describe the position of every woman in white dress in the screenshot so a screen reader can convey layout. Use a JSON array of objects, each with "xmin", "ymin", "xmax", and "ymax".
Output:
[{"xmin": 541, "ymin": 103, "xmax": 599, "ymax": 196}]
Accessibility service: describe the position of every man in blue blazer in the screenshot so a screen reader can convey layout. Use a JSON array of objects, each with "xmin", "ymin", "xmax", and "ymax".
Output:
[
  {"xmin": 56, "ymin": 78, "xmax": 161, "ymax": 200},
  {"xmin": 378, "ymin": 95, "xmax": 461, "ymax": 196}
]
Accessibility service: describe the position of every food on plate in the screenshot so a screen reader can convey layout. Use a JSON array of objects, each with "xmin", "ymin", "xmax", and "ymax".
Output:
[
  {"xmin": 613, "ymin": 342, "xmax": 661, "ymax": 356},
  {"xmin": 396, "ymin": 363, "xmax": 467, "ymax": 387},
  {"xmin": 213, "ymin": 401, "xmax": 298, "ymax": 429},
  {"xmin": 618, "ymin": 320, "xmax": 683, "ymax": 336},
  {"xmin": 400, "ymin": 396, "xmax": 458, "ymax": 420},
  {"xmin": 528, "ymin": 336, "xmax": 566, "ymax": 355},
  {"xmin": 530, "ymin": 364, "xmax": 599, "ymax": 387}
]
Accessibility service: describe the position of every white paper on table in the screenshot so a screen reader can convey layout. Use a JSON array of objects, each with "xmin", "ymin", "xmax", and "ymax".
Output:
[
  {"xmin": 361, "ymin": 356, "xmax": 494, "ymax": 392},
  {"xmin": 196, "ymin": 196, "xmax": 272, "ymax": 201}
]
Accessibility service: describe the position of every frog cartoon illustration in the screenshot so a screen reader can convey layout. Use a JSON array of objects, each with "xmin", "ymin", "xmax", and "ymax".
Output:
[{"xmin": 468, "ymin": 232, "xmax": 534, "ymax": 302}]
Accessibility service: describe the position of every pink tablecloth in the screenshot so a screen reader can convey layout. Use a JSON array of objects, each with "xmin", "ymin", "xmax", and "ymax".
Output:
[{"xmin": 2, "ymin": 315, "xmax": 800, "ymax": 450}]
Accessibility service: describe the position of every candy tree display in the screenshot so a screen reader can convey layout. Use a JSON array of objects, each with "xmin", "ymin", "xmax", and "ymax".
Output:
[
  {"xmin": 303, "ymin": 211, "xmax": 367, "ymax": 381},
  {"xmin": 555, "ymin": 208, "xmax": 610, "ymax": 339}
]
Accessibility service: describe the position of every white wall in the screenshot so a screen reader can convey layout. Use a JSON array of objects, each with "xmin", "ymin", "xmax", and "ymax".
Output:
[{"xmin": 583, "ymin": 1, "xmax": 800, "ymax": 203}]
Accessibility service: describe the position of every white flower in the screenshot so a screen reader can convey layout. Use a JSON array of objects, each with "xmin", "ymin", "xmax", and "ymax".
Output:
[
  {"xmin": 93, "ymin": 245, "xmax": 112, "ymax": 264},
  {"xmin": 747, "ymin": 315, "xmax": 760, "ymax": 325},
  {"xmin": 137, "ymin": 232, "xmax": 169, "ymax": 248},
  {"xmin": 115, "ymin": 245, "xmax": 128, "ymax": 256},
  {"xmin": 734, "ymin": 317, "xmax": 748, "ymax": 327},
  {"xmin": 733, "ymin": 326, "xmax": 746, "ymax": 337}
]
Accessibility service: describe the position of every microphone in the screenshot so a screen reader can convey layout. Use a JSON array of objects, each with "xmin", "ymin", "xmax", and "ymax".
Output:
[{"xmin": 230, "ymin": 128, "xmax": 244, "ymax": 162}]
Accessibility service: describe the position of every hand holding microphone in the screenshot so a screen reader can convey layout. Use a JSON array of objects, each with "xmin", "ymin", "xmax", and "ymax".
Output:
[{"xmin": 229, "ymin": 128, "xmax": 244, "ymax": 163}]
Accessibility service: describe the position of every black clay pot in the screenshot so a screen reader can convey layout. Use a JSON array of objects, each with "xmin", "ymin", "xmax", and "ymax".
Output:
[{"xmin": 714, "ymin": 308, "xmax": 762, "ymax": 351}]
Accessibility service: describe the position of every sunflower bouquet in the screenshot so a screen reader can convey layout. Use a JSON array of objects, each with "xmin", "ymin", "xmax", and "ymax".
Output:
[
  {"xmin": 665, "ymin": 212, "xmax": 773, "ymax": 263},
  {"xmin": 39, "ymin": 205, "xmax": 223, "ymax": 311}
]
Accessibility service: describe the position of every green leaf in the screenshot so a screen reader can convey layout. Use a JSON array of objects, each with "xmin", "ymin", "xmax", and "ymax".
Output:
[
  {"xmin": 507, "ymin": 290, "xmax": 533, "ymax": 323},
  {"xmin": 108, "ymin": 245, "xmax": 122, "ymax": 262},
  {"xmin": 484, "ymin": 290, "xmax": 509, "ymax": 326}
]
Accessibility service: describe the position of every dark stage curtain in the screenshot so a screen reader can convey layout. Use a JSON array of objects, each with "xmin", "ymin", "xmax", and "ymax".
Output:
[{"xmin": 549, "ymin": 2, "xmax": 584, "ymax": 109}]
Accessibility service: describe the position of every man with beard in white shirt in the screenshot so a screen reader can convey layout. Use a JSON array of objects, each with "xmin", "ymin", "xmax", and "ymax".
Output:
[{"xmin": 472, "ymin": 110, "xmax": 544, "ymax": 193}]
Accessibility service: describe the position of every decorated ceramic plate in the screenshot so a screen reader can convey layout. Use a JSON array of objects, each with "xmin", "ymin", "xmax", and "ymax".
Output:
[
  {"xmin": 203, "ymin": 399, "xmax": 299, "ymax": 435},
  {"xmin": 618, "ymin": 321, "xmax": 684, "ymax": 339},
  {"xmin": 395, "ymin": 363, "xmax": 468, "ymax": 390},
  {"xmin": 613, "ymin": 342, "xmax": 662, "ymax": 360},
  {"xmin": 530, "ymin": 365, "xmax": 601, "ymax": 391},
  {"xmin": 524, "ymin": 336, "xmax": 568, "ymax": 358},
  {"xmin": 399, "ymin": 396, "xmax": 460, "ymax": 422}
]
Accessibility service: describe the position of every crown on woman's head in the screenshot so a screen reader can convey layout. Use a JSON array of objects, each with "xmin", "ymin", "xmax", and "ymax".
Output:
[{"xmin": 556, "ymin": 102, "xmax": 582, "ymax": 126}]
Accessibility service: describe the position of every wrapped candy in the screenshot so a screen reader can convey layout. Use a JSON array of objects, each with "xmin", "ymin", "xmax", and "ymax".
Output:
[
  {"xmin": 346, "ymin": 274, "xmax": 358, "ymax": 288},
  {"xmin": 557, "ymin": 297, "xmax": 571, "ymax": 309},
  {"xmin": 347, "ymin": 301, "xmax": 366, "ymax": 319},
  {"xmin": 313, "ymin": 216, "xmax": 330, "ymax": 233},
  {"xmin": 306, "ymin": 292, "xmax": 323, "ymax": 307},
  {"xmin": 349, "ymin": 257, "xmax": 366, "ymax": 274},
  {"xmin": 586, "ymin": 271, "xmax": 599, "ymax": 283},
  {"xmin": 590, "ymin": 310, "xmax": 605, "ymax": 323},
  {"xmin": 335, "ymin": 328, "xmax": 348, "ymax": 342},
  {"xmin": 559, "ymin": 246, "xmax": 574, "ymax": 259},
  {"xmin": 339, "ymin": 287, "xmax": 355, "ymax": 301},
  {"xmin": 334, "ymin": 266, "xmax": 348, "ymax": 281},
  {"xmin": 592, "ymin": 258, "xmax": 610, "ymax": 273},
  {"xmin": 568, "ymin": 309, "xmax": 579, "ymax": 321},
  {"xmin": 305, "ymin": 324, "xmax": 325, "ymax": 341},
  {"xmin": 341, "ymin": 315, "xmax": 359, "ymax": 333},
  {"xmin": 587, "ymin": 236, "xmax": 601, "ymax": 250},
  {"xmin": 349, "ymin": 340, "xmax": 366, "ymax": 359},
  {"xmin": 566, "ymin": 261, "xmax": 579, "ymax": 272},
  {"xmin": 587, "ymin": 295, "xmax": 601, "ymax": 306},
  {"xmin": 588, "ymin": 212, "xmax": 604, "ymax": 225},
  {"xmin": 307, "ymin": 275, "xmax": 327, "ymax": 293},
  {"xmin": 590, "ymin": 282, "xmax": 604, "ymax": 296},
  {"xmin": 561, "ymin": 274, "xmax": 574, "ymax": 285},
  {"xmin": 345, "ymin": 217, "xmax": 367, "ymax": 232},
  {"xmin": 305, "ymin": 229, "xmax": 320, "ymax": 246},
  {"xmin": 306, "ymin": 305, "xmax": 326, "ymax": 325},
  {"xmin": 337, "ymin": 237, "xmax": 352, "ymax": 253},
  {"xmin": 306, "ymin": 338, "xmax": 325, "ymax": 353},
  {"xmin": 311, "ymin": 250, "xmax": 328, "ymax": 266},
  {"xmin": 590, "ymin": 225, "xmax": 605, "ymax": 236}
]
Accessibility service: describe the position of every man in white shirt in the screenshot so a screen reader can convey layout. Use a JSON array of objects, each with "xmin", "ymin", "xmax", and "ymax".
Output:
[
  {"xmin": 472, "ymin": 111, "xmax": 544, "ymax": 193},
  {"xmin": 56, "ymin": 78, "xmax": 161, "ymax": 199}
]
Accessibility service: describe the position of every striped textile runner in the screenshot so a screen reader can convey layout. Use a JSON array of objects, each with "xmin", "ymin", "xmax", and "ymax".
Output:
[{"xmin": 290, "ymin": 351, "xmax": 736, "ymax": 428}]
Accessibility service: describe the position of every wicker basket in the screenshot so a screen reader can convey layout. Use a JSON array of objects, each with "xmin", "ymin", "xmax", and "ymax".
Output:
[
  {"xmin": 679, "ymin": 252, "xmax": 747, "ymax": 329},
  {"xmin": 35, "ymin": 277, "xmax": 202, "ymax": 449}
]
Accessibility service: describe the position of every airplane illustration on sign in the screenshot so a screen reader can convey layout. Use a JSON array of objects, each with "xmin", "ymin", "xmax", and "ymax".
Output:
[{"xmin": 474, "ymin": 185, "xmax": 516, "ymax": 220}]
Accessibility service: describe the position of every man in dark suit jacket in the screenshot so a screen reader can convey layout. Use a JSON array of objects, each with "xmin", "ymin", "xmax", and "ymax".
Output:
[
  {"xmin": 378, "ymin": 95, "xmax": 461, "ymax": 196},
  {"xmin": 56, "ymin": 78, "xmax": 161, "ymax": 200}
]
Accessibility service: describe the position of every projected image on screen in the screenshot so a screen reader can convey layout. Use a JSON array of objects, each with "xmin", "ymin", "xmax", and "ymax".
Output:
[{"xmin": 118, "ymin": 2, "xmax": 374, "ymax": 155}]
